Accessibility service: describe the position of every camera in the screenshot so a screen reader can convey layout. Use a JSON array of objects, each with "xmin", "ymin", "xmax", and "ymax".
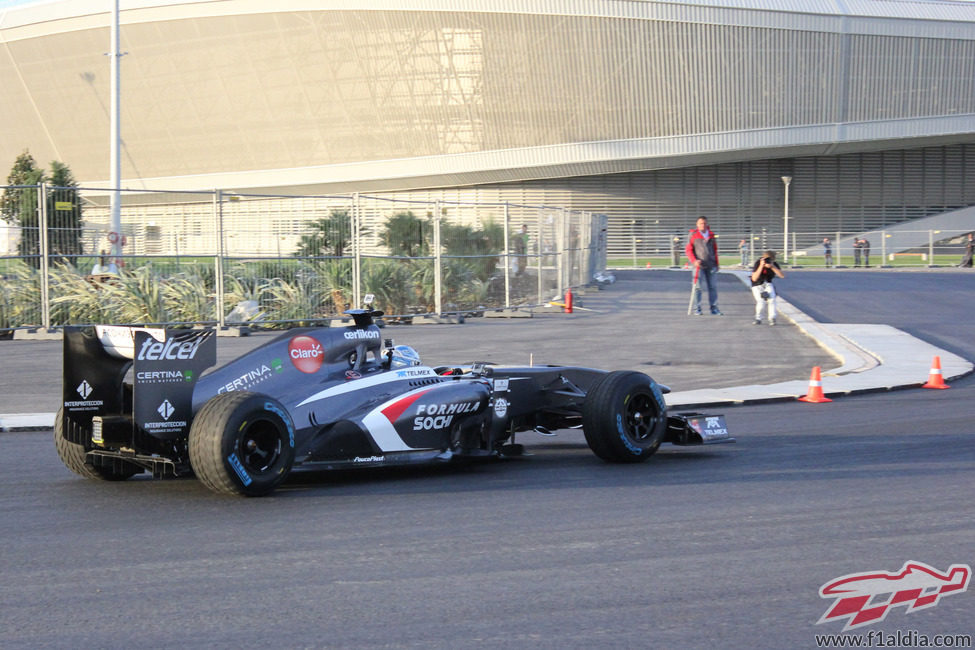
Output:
[{"xmin": 760, "ymin": 289, "xmax": 770, "ymax": 300}]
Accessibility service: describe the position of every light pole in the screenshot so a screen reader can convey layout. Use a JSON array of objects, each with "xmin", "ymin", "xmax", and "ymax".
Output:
[
  {"xmin": 109, "ymin": 0, "xmax": 122, "ymax": 262},
  {"xmin": 781, "ymin": 176, "xmax": 792, "ymax": 264}
]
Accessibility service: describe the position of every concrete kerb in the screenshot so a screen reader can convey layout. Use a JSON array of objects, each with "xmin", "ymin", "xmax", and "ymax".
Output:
[
  {"xmin": 0, "ymin": 413, "xmax": 53, "ymax": 431},
  {"xmin": 665, "ymin": 270, "xmax": 973, "ymax": 408}
]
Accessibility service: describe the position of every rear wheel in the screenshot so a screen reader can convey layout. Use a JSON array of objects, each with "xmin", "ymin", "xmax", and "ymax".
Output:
[
  {"xmin": 189, "ymin": 392, "xmax": 295, "ymax": 496},
  {"xmin": 53, "ymin": 408, "xmax": 139, "ymax": 481},
  {"xmin": 582, "ymin": 371, "xmax": 667, "ymax": 463}
]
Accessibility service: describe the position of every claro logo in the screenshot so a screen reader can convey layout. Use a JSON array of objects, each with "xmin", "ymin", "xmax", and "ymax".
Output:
[{"xmin": 289, "ymin": 336, "xmax": 324, "ymax": 373}]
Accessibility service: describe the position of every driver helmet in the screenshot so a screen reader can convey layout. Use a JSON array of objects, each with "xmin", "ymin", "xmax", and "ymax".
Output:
[{"xmin": 390, "ymin": 345, "xmax": 422, "ymax": 368}]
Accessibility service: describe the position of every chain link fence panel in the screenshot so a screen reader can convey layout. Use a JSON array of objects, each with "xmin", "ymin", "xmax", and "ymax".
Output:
[
  {"xmin": 0, "ymin": 185, "xmax": 604, "ymax": 331},
  {"xmin": 606, "ymin": 229, "xmax": 975, "ymax": 270}
]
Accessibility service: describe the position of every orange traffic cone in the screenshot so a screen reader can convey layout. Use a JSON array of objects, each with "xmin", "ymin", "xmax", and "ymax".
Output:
[
  {"xmin": 798, "ymin": 366, "xmax": 832, "ymax": 403},
  {"xmin": 922, "ymin": 356, "xmax": 950, "ymax": 389}
]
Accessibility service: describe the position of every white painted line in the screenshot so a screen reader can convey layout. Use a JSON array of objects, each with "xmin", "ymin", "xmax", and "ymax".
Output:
[{"xmin": 0, "ymin": 413, "xmax": 56, "ymax": 432}]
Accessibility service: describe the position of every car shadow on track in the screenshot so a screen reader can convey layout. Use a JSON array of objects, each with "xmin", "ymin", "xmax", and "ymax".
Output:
[
  {"xmin": 270, "ymin": 427, "xmax": 973, "ymax": 497},
  {"xmin": 60, "ymin": 426, "xmax": 969, "ymax": 499}
]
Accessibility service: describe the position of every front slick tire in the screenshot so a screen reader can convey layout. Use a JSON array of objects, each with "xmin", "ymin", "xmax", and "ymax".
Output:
[
  {"xmin": 189, "ymin": 392, "xmax": 295, "ymax": 497},
  {"xmin": 582, "ymin": 371, "xmax": 667, "ymax": 463}
]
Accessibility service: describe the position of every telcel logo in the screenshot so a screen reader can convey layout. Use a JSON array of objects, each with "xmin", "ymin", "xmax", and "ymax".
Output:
[
  {"xmin": 289, "ymin": 336, "xmax": 324, "ymax": 373},
  {"xmin": 138, "ymin": 336, "xmax": 203, "ymax": 361}
]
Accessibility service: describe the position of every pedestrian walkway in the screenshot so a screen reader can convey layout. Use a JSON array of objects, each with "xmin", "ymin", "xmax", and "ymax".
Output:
[{"xmin": 667, "ymin": 270, "xmax": 972, "ymax": 407}]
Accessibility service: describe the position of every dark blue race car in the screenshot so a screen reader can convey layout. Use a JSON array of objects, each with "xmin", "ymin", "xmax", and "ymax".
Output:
[{"xmin": 56, "ymin": 310, "xmax": 732, "ymax": 496}]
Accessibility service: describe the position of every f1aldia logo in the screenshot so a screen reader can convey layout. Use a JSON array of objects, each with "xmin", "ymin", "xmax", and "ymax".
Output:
[
  {"xmin": 818, "ymin": 561, "xmax": 971, "ymax": 631},
  {"xmin": 289, "ymin": 336, "xmax": 324, "ymax": 374}
]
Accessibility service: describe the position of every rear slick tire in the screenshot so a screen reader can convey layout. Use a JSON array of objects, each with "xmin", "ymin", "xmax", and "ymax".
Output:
[
  {"xmin": 582, "ymin": 371, "xmax": 668, "ymax": 463},
  {"xmin": 53, "ymin": 408, "xmax": 139, "ymax": 481},
  {"xmin": 189, "ymin": 392, "xmax": 295, "ymax": 496}
]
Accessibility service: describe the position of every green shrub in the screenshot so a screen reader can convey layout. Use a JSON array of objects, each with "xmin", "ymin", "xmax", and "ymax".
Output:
[
  {"xmin": 362, "ymin": 258, "xmax": 415, "ymax": 316},
  {"xmin": 0, "ymin": 261, "xmax": 42, "ymax": 328}
]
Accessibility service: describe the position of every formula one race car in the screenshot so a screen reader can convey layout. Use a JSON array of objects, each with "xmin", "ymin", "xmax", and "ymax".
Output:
[{"xmin": 56, "ymin": 310, "xmax": 733, "ymax": 496}]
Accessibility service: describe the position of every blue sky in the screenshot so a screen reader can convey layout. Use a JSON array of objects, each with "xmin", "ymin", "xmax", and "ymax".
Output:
[{"xmin": 0, "ymin": 0, "xmax": 50, "ymax": 8}]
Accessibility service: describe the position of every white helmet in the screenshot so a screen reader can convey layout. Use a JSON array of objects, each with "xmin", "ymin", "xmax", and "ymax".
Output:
[{"xmin": 390, "ymin": 345, "xmax": 421, "ymax": 368}]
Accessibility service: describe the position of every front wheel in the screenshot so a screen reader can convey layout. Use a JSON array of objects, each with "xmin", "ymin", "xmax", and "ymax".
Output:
[
  {"xmin": 188, "ymin": 392, "xmax": 296, "ymax": 496},
  {"xmin": 582, "ymin": 371, "xmax": 667, "ymax": 463}
]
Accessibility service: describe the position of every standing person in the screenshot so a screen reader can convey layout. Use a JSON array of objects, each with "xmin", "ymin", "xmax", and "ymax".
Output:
[
  {"xmin": 853, "ymin": 238, "xmax": 862, "ymax": 267},
  {"xmin": 823, "ymin": 237, "xmax": 833, "ymax": 268},
  {"xmin": 512, "ymin": 224, "xmax": 529, "ymax": 275},
  {"xmin": 566, "ymin": 225, "xmax": 579, "ymax": 277},
  {"xmin": 739, "ymin": 238, "xmax": 748, "ymax": 267},
  {"xmin": 861, "ymin": 238, "xmax": 871, "ymax": 266},
  {"xmin": 671, "ymin": 235, "xmax": 682, "ymax": 267},
  {"xmin": 750, "ymin": 250, "xmax": 786, "ymax": 326},
  {"xmin": 960, "ymin": 233, "xmax": 974, "ymax": 268},
  {"xmin": 685, "ymin": 216, "xmax": 722, "ymax": 315}
]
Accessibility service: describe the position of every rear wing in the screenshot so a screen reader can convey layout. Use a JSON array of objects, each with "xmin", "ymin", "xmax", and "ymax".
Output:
[{"xmin": 62, "ymin": 326, "xmax": 216, "ymax": 441}]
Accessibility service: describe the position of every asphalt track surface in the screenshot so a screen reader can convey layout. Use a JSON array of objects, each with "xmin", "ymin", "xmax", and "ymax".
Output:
[{"xmin": 1, "ymin": 270, "xmax": 973, "ymax": 649}]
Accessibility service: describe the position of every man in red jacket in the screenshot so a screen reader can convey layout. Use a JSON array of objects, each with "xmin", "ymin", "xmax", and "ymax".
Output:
[{"xmin": 685, "ymin": 216, "xmax": 722, "ymax": 315}]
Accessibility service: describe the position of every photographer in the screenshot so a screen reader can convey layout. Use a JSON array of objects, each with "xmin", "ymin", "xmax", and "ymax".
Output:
[{"xmin": 750, "ymin": 250, "xmax": 785, "ymax": 326}]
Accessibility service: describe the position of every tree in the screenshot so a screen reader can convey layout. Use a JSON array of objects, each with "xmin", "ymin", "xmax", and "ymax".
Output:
[
  {"xmin": 2, "ymin": 151, "xmax": 84, "ymax": 267},
  {"xmin": 2, "ymin": 150, "xmax": 43, "ymax": 222},
  {"xmin": 2, "ymin": 152, "xmax": 43, "ymax": 267},
  {"xmin": 46, "ymin": 160, "xmax": 84, "ymax": 264},
  {"xmin": 440, "ymin": 219, "xmax": 504, "ymax": 281},
  {"xmin": 381, "ymin": 211, "xmax": 432, "ymax": 257},
  {"xmin": 379, "ymin": 211, "xmax": 505, "ymax": 281},
  {"xmin": 293, "ymin": 209, "xmax": 353, "ymax": 258}
]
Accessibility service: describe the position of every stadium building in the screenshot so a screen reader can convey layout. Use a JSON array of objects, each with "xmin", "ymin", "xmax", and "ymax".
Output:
[{"xmin": 2, "ymin": 0, "xmax": 974, "ymax": 258}]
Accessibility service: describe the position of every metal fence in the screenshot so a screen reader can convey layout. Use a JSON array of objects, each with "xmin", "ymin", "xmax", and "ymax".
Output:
[
  {"xmin": 0, "ymin": 185, "xmax": 606, "ymax": 331},
  {"xmin": 608, "ymin": 229, "xmax": 975, "ymax": 270}
]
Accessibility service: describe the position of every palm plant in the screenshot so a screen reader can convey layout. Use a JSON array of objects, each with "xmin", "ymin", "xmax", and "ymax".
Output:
[
  {"xmin": 48, "ymin": 264, "xmax": 115, "ymax": 325},
  {"xmin": 440, "ymin": 259, "xmax": 486, "ymax": 311},
  {"xmin": 293, "ymin": 209, "xmax": 355, "ymax": 258},
  {"xmin": 441, "ymin": 219, "xmax": 504, "ymax": 282},
  {"xmin": 105, "ymin": 265, "xmax": 172, "ymax": 324},
  {"xmin": 262, "ymin": 274, "xmax": 328, "ymax": 324},
  {"xmin": 380, "ymin": 211, "xmax": 431, "ymax": 258},
  {"xmin": 361, "ymin": 258, "xmax": 415, "ymax": 316},
  {"xmin": 163, "ymin": 273, "xmax": 215, "ymax": 324},
  {"xmin": 0, "ymin": 261, "xmax": 42, "ymax": 329},
  {"xmin": 223, "ymin": 263, "xmax": 270, "ymax": 306},
  {"xmin": 313, "ymin": 258, "xmax": 354, "ymax": 314},
  {"xmin": 408, "ymin": 259, "xmax": 438, "ymax": 312}
]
